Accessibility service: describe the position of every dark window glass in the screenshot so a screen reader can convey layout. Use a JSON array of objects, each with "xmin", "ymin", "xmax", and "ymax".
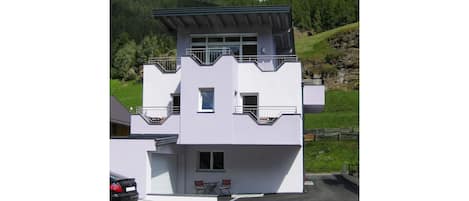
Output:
[
  {"xmin": 201, "ymin": 89, "xmax": 214, "ymax": 110},
  {"xmin": 208, "ymin": 37, "xmax": 223, "ymax": 42},
  {"xmin": 242, "ymin": 36, "xmax": 257, "ymax": 42},
  {"xmin": 242, "ymin": 44, "xmax": 257, "ymax": 55},
  {"xmin": 199, "ymin": 152, "xmax": 211, "ymax": 169},
  {"xmin": 213, "ymin": 152, "xmax": 224, "ymax": 169},
  {"xmin": 192, "ymin": 37, "xmax": 205, "ymax": 43},
  {"xmin": 172, "ymin": 95, "xmax": 180, "ymax": 113},
  {"xmin": 228, "ymin": 45, "xmax": 240, "ymax": 56},
  {"xmin": 225, "ymin": 37, "xmax": 240, "ymax": 42}
]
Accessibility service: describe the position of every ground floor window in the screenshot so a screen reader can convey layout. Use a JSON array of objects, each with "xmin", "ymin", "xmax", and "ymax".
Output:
[{"xmin": 198, "ymin": 151, "xmax": 224, "ymax": 171}]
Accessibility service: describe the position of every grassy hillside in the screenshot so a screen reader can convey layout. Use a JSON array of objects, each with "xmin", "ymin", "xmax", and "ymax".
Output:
[
  {"xmin": 295, "ymin": 22, "xmax": 359, "ymax": 61},
  {"xmin": 110, "ymin": 79, "xmax": 142, "ymax": 111},
  {"xmin": 304, "ymin": 90, "xmax": 358, "ymax": 129},
  {"xmin": 304, "ymin": 139, "xmax": 358, "ymax": 173}
]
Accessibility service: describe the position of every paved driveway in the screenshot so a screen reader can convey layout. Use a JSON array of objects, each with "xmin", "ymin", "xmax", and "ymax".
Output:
[{"xmin": 219, "ymin": 174, "xmax": 358, "ymax": 201}]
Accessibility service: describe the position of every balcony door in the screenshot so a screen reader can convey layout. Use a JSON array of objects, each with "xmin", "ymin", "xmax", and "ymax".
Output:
[{"xmin": 242, "ymin": 95, "xmax": 258, "ymax": 118}]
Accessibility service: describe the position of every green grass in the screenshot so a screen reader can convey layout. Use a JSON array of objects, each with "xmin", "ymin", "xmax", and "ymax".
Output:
[
  {"xmin": 304, "ymin": 140, "xmax": 358, "ymax": 173},
  {"xmin": 110, "ymin": 79, "xmax": 142, "ymax": 110},
  {"xmin": 295, "ymin": 22, "xmax": 359, "ymax": 61},
  {"xmin": 305, "ymin": 90, "xmax": 359, "ymax": 129}
]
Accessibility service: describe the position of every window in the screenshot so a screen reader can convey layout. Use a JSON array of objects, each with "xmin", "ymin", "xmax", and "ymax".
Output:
[
  {"xmin": 198, "ymin": 152, "xmax": 224, "ymax": 171},
  {"xmin": 199, "ymin": 88, "xmax": 214, "ymax": 112},
  {"xmin": 190, "ymin": 33, "xmax": 258, "ymax": 59},
  {"xmin": 172, "ymin": 94, "xmax": 180, "ymax": 114}
]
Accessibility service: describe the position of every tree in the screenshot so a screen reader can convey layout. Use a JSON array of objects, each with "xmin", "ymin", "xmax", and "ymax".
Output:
[
  {"xmin": 112, "ymin": 40, "xmax": 138, "ymax": 80},
  {"xmin": 312, "ymin": 8, "xmax": 323, "ymax": 33}
]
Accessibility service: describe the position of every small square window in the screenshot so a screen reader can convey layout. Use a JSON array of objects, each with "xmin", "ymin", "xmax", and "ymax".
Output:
[
  {"xmin": 199, "ymin": 88, "xmax": 214, "ymax": 112},
  {"xmin": 198, "ymin": 151, "xmax": 224, "ymax": 171}
]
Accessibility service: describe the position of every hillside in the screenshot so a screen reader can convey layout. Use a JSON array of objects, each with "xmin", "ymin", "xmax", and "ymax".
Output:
[{"xmin": 296, "ymin": 22, "xmax": 359, "ymax": 90}]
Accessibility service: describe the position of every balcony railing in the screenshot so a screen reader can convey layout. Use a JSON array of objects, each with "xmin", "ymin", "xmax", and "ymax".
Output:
[
  {"xmin": 135, "ymin": 106, "xmax": 180, "ymax": 125},
  {"xmin": 233, "ymin": 106, "xmax": 298, "ymax": 124},
  {"xmin": 147, "ymin": 57, "xmax": 180, "ymax": 72},
  {"xmin": 148, "ymin": 49, "xmax": 298, "ymax": 71},
  {"xmin": 234, "ymin": 55, "xmax": 298, "ymax": 70},
  {"xmin": 185, "ymin": 47, "xmax": 231, "ymax": 65}
]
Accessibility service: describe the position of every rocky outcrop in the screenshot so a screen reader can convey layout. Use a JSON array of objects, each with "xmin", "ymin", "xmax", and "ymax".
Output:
[
  {"xmin": 303, "ymin": 29, "xmax": 359, "ymax": 90},
  {"xmin": 325, "ymin": 29, "xmax": 359, "ymax": 90}
]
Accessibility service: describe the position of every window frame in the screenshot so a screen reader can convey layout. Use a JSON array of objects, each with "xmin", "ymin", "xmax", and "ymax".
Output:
[
  {"xmin": 190, "ymin": 33, "xmax": 258, "ymax": 59},
  {"xmin": 197, "ymin": 151, "xmax": 225, "ymax": 172},
  {"xmin": 198, "ymin": 88, "xmax": 215, "ymax": 113}
]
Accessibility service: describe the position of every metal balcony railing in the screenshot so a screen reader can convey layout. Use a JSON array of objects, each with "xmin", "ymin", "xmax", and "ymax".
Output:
[
  {"xmin": 234, "ymin": 55, "xmax": 298, "ymax": 70},
  {"xmin": 147, "ymin": 57, "xmax": 180, "ymax": 72},
  {"xmin": 185, "ymin": 47, "xmax": 231, "ymax": 65},
  {"xmin": 135, "ymin": 106, "xmax": 180, "ymax": 125},
  {"xmin": 233, "ymin": 105, "xmax": 298, "ymax": 124}
]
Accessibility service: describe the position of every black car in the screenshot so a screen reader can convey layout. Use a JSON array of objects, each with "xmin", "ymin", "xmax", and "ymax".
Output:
[{"xmin": 110, "ymin": 172, "xmax": 138, "ymax": 201}]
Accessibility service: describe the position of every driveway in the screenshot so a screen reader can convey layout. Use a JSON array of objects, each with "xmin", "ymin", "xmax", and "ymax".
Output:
[{"xmin": 219, "ymin": 174, "xmax": 358, "ymax": 201}]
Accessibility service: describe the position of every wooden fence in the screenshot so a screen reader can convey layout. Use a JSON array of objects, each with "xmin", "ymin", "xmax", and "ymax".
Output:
[{"xmin": 304, "ymin": 128, "xmax": 359, "ymax": 141}]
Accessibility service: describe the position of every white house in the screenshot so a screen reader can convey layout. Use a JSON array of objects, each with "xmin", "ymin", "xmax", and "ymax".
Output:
[{"xmin": 110, "ymin": 6, "xmax": 324, "ymax": 200}]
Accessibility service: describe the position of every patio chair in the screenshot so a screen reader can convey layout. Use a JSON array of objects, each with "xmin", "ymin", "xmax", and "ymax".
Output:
[
  {"xmin": 219, "ymin": 179, "xmax": 231, "ymax": 195},
  {"xmin": 194, "ymin": 180, "xmax": 206, "ymax": 194}
]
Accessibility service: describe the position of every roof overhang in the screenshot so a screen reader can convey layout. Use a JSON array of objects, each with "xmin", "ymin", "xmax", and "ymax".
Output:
[
  {"xmin": 153, "ymin": 6, "xmax": 292, "ymax": 32},
  {"xmin": 152, "ymin": 6, "xmax": 295, "ymax": 53}
]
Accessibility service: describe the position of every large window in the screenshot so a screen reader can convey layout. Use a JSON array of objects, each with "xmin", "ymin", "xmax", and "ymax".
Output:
[
  {"xmin": 199, "ymin": 88, "xmax": 214, "ymax": 112},
  {"xmin": 198, "ymin": 151, "xmax": 224, "ymax": 171},
  {"xmin": 190, "ymin": 33, "xmax": 258, "ymax": 58}
]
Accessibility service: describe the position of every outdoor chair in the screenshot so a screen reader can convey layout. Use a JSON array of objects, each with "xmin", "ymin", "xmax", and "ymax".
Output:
[
  {"xmin": 218, "ymin": 179, "xmax": 231, "ymax": 195},
  {"xmin": 194, "ymin": 180, "xmax": 206, "ymax": 194}
]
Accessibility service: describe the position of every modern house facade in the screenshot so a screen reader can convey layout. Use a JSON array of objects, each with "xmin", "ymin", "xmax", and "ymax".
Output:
[{"xmin": 110, "ymin": 6, "xmax": 324, "ymax": 200}]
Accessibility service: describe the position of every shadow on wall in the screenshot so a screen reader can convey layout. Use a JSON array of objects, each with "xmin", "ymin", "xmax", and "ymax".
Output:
[
  {"xmin": 229, "ymin": 146, "xmax": 300, "ymax": 193},
  {"xmin": 185, "ymin": 145, "xmax": 301, "ymax": 194},
  {"xmin": 149, "ymin": 152, "xmax": 178, "ymax": 194}
]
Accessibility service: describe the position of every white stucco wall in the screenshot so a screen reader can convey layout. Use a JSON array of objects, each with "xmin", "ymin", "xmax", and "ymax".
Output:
[
  {"xmin": 130, "ymin": 115, "xmax": 180, "ymax": 135},
  {"xmin": 183, "ymin": 145, "xmax": 303, "ymax": 194},
  {"xmin": 110, "ymin": 140, "xmax": 183, "ymax": 198},
  {"xmin": 233, "ymin": 114, "xmax": 302, "ymax": 145},
  {"xmin": 143, "ymin": 65, "xmax": 181, "ymax": 107},
  {"xmin": 179, "ymin": 56, "xmax": 238, "ymax": 144},
  {"xmin": 303, "ymin": 85, "xmax": 325, "ymax": 106},
  {"xmin": 236, "ymin": 62, "xmax": 303, "ymax": 114}
]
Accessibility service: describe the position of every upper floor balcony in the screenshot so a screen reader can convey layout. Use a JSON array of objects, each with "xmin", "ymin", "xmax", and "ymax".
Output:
[{"xmin": 147, "ymin": 47, "xmax": 299, "ymax": 72}]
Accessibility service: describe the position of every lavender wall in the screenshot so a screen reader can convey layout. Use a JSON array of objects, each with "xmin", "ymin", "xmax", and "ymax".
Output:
[
  {"xmin": 179, "ymin": 56, "xmax": 237, "ymax": 144},
  {"xmin": 183, "ymin": 145, "xmax": 303, "ymax": 194},
  {"xmin": 233, "ymin": 114, "xmax": 302, "ymax": 145},
  {"xmin": 130, "ymin": 115, "xmax": 180, "ymax": 135}
]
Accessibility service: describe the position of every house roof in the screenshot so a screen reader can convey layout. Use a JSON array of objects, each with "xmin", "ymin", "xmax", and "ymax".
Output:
[
  {"xmin": 152, "ymin": 6, "xmax": 292, "ymax": 32},
  {"xmin": 110, "ymin": 96, "xmax": 130, "ymax": 126},
  {"xmin": 152, "ymin": 6, "xmax": 295, "ymax": 54}
]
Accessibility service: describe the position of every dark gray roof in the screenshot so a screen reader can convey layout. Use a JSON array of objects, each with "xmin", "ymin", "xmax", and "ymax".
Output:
[
  {"xmin": 152, "ymin": 6, "xmax": 292, "ymax": 32},
  {"xmin": 152, "ymin": 6, "xmax": 290, "ymax": 17},
  {"xmin": 152, "ymin": 6, "xmax": 295, "ymax": 53},
  {"xmin": 110, "ymin": 96, "xmax": 130, "ymax": 126}
]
